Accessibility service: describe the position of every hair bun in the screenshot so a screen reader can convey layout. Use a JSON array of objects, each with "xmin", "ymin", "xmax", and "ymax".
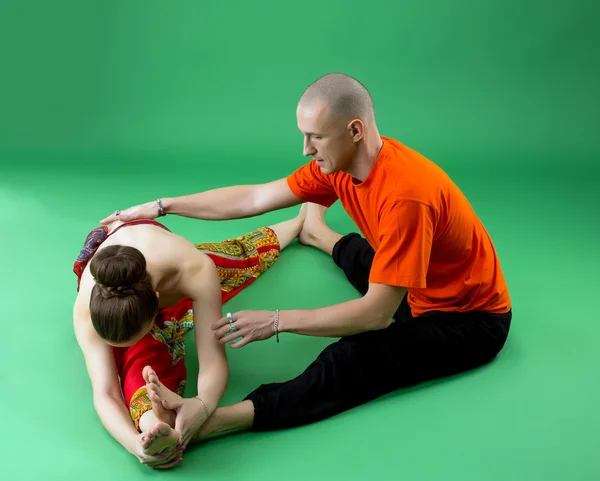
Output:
[
  {"xmin": 97, "ymin": 283, "xmax": 138, "ymax": 299},
  {"xmin": 89, "ymin": 245, "xmax": 149, "ymax": 296}
]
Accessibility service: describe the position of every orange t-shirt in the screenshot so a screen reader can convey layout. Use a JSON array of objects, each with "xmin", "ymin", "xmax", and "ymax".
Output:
[{"xmin": 286, "ymin": 136, "xmax": 511, "ymax": 317}]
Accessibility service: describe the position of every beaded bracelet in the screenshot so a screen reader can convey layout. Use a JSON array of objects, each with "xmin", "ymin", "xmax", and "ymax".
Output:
[{"xmin": 156, "ymin": 198, "xmax": 165, "ymax": 216}]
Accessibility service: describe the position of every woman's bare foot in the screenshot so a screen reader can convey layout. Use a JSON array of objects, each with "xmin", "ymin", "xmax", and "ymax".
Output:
[
  {"xmin": 143, "ymin": 366, "xmax": 177, "ymax": 427},
  {"xmin": 298, "ymin": 203, "xmax": 343, "ymax": 255},
  {"xmin": 140, "ymin": 421, "xmax": 180, "ymax": 456}
]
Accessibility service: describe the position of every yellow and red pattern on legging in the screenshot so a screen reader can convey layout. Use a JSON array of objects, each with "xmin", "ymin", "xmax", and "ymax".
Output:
[{"xmin": 73, "ymin": 220, "xmax": 280, "ymax": 430}]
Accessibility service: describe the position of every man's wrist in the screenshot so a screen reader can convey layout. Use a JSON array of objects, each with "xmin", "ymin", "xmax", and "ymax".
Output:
[
  {"xmin": 275, "ymin": 309, "xmax": 300, "ymax": 335},
  {"xmin": 158, "ymin": 197, "xmax": 174, "ymax": 215},
  {"xmin": 273, "ymin": 309, "xmax": 281, "ymax": 342},
  {"xmin": 155, "ymin": 198, "xmax": 169, "ymax": 216}
]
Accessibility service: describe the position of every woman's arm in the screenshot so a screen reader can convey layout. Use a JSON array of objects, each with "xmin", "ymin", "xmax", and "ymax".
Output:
[
  {"xmin": 73, "ymin": 311, "xmax": 140, "ymax": 454},
  {"xmin": 189, "ymin": 259, "xmax": 229, "ymax": 414},
  {"xmin": 73, "ymin": 301, "xmax": 140, "ymax": 449},
  {"xmin": 170, "ymin": 255, "xmax": 230, "ymax": 447},
  {"xmin": 72, "ymin": 301, "xmax": 178, "ymax": 466}
]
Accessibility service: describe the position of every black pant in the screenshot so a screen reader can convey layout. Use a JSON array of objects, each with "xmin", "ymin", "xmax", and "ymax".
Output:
[{"xmin": 244, "ymin": 233, "xmax": 512, "ymax": 431}]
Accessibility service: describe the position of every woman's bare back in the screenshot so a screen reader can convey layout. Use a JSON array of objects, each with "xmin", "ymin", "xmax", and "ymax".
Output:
[{"xmin": 77, "ymin": 220, "xmax": 211, "ymax": 311}]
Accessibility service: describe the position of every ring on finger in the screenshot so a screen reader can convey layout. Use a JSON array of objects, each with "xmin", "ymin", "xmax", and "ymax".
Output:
[{"xmin": 226, "ymin": 312, "xmax": 237, "ymax": 332}]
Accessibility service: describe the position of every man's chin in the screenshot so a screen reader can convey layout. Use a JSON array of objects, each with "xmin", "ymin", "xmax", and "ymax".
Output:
[{"xmin": 317, "ymin": 163, "xmax": 333, "ymax": 175}]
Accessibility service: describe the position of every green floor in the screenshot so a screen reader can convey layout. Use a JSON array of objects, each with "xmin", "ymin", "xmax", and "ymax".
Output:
[{"xmin": 2, "ymin": 1, "xmax": 599, "ymax": 480}]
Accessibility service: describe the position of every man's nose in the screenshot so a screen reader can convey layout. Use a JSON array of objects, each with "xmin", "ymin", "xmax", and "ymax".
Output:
[{"xmin": 303, "ymin": 138, "xmax": 316, "ymax": 157}]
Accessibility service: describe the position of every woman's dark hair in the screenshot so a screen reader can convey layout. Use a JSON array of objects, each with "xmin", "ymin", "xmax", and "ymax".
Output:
[{"xmin": 89, "ymin": 245, "xmax": 158, "ymax": 344}]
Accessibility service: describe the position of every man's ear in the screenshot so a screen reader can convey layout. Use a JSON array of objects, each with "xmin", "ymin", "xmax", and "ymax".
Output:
[{"xmin": 347, "ymin": 119, "xmax": 365, "ymax": 142}]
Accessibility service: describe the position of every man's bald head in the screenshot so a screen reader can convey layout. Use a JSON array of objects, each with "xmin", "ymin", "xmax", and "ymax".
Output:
[{"xmin": 299, "ymin": 73, "xmax": 375, "ymax": 126}]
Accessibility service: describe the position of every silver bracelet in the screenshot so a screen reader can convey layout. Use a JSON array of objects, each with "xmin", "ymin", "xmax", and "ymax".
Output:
[
  {"xmin": 156, "ymin": 198, "xmax": 165, "ymax": 216},
  {"xmin": 194, "ymin": 395, "xmax": 210, "ymax": 420},
  {"xmin": 273, "ymin": 309, "xmax": 280, "ymax": 343}
]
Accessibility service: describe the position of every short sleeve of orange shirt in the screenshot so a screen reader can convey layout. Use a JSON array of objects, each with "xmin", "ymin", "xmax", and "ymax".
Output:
[
  {"xmin": 369, "ymin": 200, "xmax": 435, "ymax": 289},
  {"xmin": 286, "ymin": 159, "xmax": 339, "ymax": 207}
]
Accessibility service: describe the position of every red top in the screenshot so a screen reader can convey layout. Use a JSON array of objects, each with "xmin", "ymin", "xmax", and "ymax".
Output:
[{"xmin": 73, "ymin": 220, "xmax": 170, "ymax": 290}]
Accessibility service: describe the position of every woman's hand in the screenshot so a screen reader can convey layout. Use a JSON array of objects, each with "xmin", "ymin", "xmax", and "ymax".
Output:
[
  {"xmin": 132, "ymin": 432, "xmax": 183, "ymax": 469},
  {"xmin": 160, "ymin": 397, "xmax": 208, "ymax": 449}
]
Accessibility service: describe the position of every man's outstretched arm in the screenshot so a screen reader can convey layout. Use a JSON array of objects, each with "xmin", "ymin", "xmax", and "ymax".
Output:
[
  {"xmin": 100, "ymin": 178, "xmax": 302, "ymax": 224},
  {"xmin": 212, "ymin": 283, "xmax": 407, "ymax": 347},
  {"xmin": 279, "ymin": 283, "xmax": 407, "ymax": 337}
]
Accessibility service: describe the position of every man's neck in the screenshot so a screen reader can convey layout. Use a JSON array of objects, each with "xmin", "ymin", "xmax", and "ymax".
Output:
[{"xmin": 345, "ymin": 133, "xmax": 384, "ymax": 182}]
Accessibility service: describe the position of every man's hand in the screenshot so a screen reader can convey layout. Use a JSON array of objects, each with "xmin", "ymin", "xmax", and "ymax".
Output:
[
  {"xmin": 212, "ymin": 310, "xmax": 276, "ymax": 348},
  {"xmin": 99, "ymin": 200, "xmax": 161, "ymax": 224},
  {"xmin": 160, "ymin": 396, "xmax": 209, "ymax": 449}
]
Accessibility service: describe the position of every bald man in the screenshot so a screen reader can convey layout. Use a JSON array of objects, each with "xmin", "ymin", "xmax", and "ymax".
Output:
[{"xmin": 101, "ymin": 72, "xmax": 512, "ymax": 438}]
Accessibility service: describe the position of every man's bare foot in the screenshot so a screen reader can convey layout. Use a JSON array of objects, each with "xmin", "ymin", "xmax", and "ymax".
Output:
[
  {"xmin": 297, "ymin": 203, "xmax": 308, "ymax": 223},
  {"xmin": 140, "ymin": 421, "xmax": 180, "ymax": 456},
  {"xmin": 298, "ymin": 203, "xmax": 343, "ymax": 256},
  {"xmin": 298, "ymin": 203, "xmax": 328, "ymax": 246},
  {"xmin": 143, "ymin": 366, "xmax": 177, "ymax": 427},
  {"xmin": 267, "ymin": 203, "xmax": 308, "ymax": 250},
  {"xmin": 190, "ymin": 401, "xmax": 256, "ymax": 443}
]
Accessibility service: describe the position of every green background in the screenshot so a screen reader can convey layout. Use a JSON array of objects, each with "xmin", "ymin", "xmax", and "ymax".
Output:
[{"xmin": 1, "ymin": 0, "xmax": 598, "ymax": 480}]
